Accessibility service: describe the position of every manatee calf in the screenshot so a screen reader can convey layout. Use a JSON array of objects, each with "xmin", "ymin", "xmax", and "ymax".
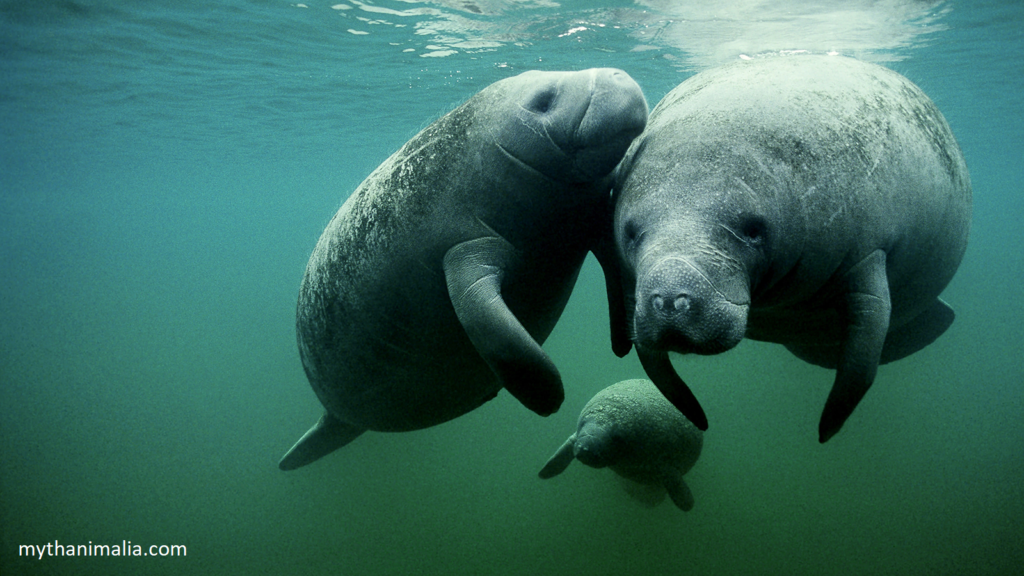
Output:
[
  {"xmin": 279, "ymin": 69, "xmax": 648, "ymax": 470},
  {"xmin": 539, "ymin": 379, "xmax": 704, "ymax": 511},
  {"xmin": 610, "ymin": 55, "xmax": 971, "ymax": 442}
]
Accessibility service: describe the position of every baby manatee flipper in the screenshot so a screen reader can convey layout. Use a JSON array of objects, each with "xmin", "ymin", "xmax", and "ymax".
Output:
[
  {"xmin": 278, "ymin": 413, "xmax": 365, "ymax": 471},
  {"xmin": 664, "ymin": 474, "xmax": 695, "ymax": 512},
  {"xmin": 444, "ymin": 236, "xmax": 564, "ymax": 417},
  {"xmin": 637, "ymin": 347, "xmax": 708, "ymax": 431},
  {"xmin": 538, "ymin": 434, "xmax": 577, "ymax": 479},
  {"xmin": 880, "ymin": 298, "xmax": 955, "ymax": 364},
  {"xmin": 819, "ymin": 250, "xmax": 891, "ymax": 443}
]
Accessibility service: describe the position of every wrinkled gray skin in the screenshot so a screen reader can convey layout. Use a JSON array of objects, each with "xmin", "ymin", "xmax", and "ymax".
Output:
[
  {"xmin": 539, "ymin": 379, "xmax": 704, "ymax": 511},
  {"xmin": 611, "ymin": 55, "xmax": 971, "ymax": 443},
  {"xmin": 279, "ymin": 69, "xmax": 648, "ymax": 470}
]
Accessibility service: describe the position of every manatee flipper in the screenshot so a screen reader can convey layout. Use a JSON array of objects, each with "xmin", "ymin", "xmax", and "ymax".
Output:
[
  {"xmin": 637, "ymin": 347, "xmax": 709, "ymax": 430},
  {"xmin": 664, "ymin": 474, "xmax": 695, "ymax": 511},
  {"xmin": 279, "ymin": 413, "xmax": 365, "ymax": 471},
  {"xmin": 538, "ymin": 434, "xmax": 577, "ymax": 479},
  {"xmin": 819, "ymin": 250, "xmax": 891, "ymax": 443},
  {"xmin": 444, "ymin": 236, "xmax": 564, "ymax": 416},
  {"xmin": 591, "ymin": 197, "xmax": 633, "ymax": 358},
  {"xmin": 785, "ymin": 297, "xmax": 954, "ymax": 368},
  {"xmin": 880, "ymin": 298, "xmax": 955, "ymax": 364}
]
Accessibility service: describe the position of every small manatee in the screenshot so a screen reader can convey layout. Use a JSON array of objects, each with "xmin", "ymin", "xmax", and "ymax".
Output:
[{"xmin": 539, "ymin": 379, "xmax": 704, "ymax": 511}]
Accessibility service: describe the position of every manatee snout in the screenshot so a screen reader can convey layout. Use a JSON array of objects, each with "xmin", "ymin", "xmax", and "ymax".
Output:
[
  {"xmin": 573, "ymin": 421, "xmax": 615, "ymax": 468},
  {"xmin": 571, "ymin": 68, "xmax": 648, "ymax": 181},
  {"xmin": 579, "ymin": 68, "xmax": 649, "ymax": 140},
  {"xmin": 507, "ymin": 68, "xmax": 647, "ymax": 184},
  {"xmin": 634, "ymin": 257, "xmax": 748, "ymax": 355}
]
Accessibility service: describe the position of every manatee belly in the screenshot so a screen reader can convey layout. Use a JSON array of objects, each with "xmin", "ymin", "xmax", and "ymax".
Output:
[{"xmin": 295, "ymin": 220, "xmax": 582, "ymax": 432}]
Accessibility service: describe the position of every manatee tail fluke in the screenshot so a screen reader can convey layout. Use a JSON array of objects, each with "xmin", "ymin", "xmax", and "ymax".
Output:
[
  {"xmin": 618, "ymin": 476, "xmax": 667, "ymax": 508},
  {"xmin": 279, "ymin": 413, "xmax": 364, "ymax": 471}
]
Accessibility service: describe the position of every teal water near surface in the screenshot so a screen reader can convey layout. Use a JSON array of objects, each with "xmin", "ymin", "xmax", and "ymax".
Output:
[{"xmin": 2, "ymin": 1, "xmax": 1022, "ymax": 574}]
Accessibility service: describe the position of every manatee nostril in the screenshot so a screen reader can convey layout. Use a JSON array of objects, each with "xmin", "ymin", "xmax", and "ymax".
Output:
[{"xmin": 650, "ymin": 292, "xmax": 689, "ymax": 314}]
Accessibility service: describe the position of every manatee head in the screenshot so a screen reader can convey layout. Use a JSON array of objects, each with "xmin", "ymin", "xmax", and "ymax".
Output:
[
  {"xmin": 487, "ymin": 68, "xmax": 648, "ymax": 183},
  {"xmin": 573, "ymin": 417, "xmax": 625, "ymax": 469},
  {"xmin": 614, "ymin": 134, "xmax": 780, "ymax": 356}
]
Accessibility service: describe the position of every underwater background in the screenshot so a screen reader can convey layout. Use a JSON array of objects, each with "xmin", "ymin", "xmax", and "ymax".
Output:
[{"xmin": 1, "ymin": 1, "xmax": 1021, "ymax": 574}]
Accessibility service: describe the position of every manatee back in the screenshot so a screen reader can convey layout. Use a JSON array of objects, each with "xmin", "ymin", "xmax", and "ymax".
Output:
[
  {"xmin": 632, "ymin": 55, "xmax": 971, "ymax": 325},
  {"xmin": 295, "ymin": 72, "xmax": 637, "ymax": 432},
  {"xmin": 295, "ymin": 101, "xmax": 499, "ymax": 431}
]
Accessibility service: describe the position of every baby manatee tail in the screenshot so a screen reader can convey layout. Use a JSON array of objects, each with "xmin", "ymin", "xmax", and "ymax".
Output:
[
  {"xmin": 618, "ymin": 477, "xmax": 667, "ymax": 508},
  {"xmin": 279, "ymin": 413, "xmax": 364, "ymax": 471}
]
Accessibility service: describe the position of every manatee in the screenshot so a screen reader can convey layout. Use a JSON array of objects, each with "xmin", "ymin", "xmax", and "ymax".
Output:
[
  {"xmin": 279, "ymin": 69, "xmax": 649, "ymax": 470},
  {"xmin": 610, "ymin": 55, "xmax": 971, "ymax": 443},
  {"xmin": 539, "ymin": 379, "xmax": 704, "ymax": 511}
]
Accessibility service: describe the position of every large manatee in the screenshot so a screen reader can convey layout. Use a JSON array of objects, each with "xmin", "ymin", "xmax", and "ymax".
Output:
[
  {"xmin": 279, "ymin": 69, "xmax": 648, "ymax": 470},
  {"xmin": 610, "ymin": 55, "xmax": 971, "ymax": 442},
  {"xmin": 539, "ymin": 379, "xmax": 704, "ymax": 511}
]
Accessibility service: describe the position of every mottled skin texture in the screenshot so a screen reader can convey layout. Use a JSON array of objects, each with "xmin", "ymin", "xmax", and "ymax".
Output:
[
  {"xmin": 539, "ymin": 379, "xmax": 704, "ymax": 511},
  {"xmin": 279, "ymin": 69, "xmax": 648, "ymax": 470},
  {"xmin": 610, "ymin": 55, "xmax": 971, "ymax": 442}
]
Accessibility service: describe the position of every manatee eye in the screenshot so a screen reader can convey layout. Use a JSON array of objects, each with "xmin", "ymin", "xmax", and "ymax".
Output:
[
  {"xmin": 623, "ymin": 220, "xmax": 638, "ymax": 242},
  {"xmin": 622, "ymin": 220, "xmax": 641, "ymax": 246},
  {"xmin": 739, "ymin": 216, "xmax": 768, "ymax": 246},
  {"xmin": 620, "ymin": 220, "xmax": 647, "ymax": 263},
  {"xmin": 526, "ymin": 87, "xmax": 557, "ymax": 114}
]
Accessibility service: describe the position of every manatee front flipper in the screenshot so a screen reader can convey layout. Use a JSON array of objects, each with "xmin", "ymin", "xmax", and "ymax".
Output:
[
  {"xmin": 444, "ymin": 236, "xmax": 564, "ymax": 416},
  {"xmin": 591, "ymin": 195, "xmax": 633, "ymax": 358},
  {"xmin": 637, "ymin": 347, "xmax": 709, "ymax": 431},
  {"xmin": 880, "ymin": 298, "xmax": 955, "ymax": 364},
  {"xmin": 538, "ymin": 434, "xmax": 577, "ymax": 479},
  {"xmin": 819, "ymin": 250, "xmax": 891, "ymax": 443},
  {"xmin": 279, "ymin": 413, "xmax": 365, "ymax": 471},
  {"xmin": 664, "ymin": 474, "xmax": 695, "ymax": 512}
]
